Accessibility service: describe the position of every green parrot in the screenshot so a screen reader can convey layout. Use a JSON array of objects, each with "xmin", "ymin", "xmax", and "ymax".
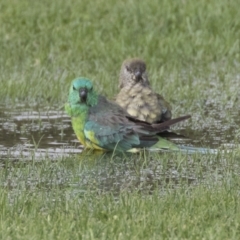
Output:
[
  {"xmin": 115, "ymin": 58, "xmax": 172, "ymax": 124},
  {"xmin": 65, "ymin": 77, "xmax": 191, "ymax": 152}
]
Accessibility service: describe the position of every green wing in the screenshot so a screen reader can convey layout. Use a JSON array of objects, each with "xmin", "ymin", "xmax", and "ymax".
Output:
[
  {"xmin": 84, "ymin": 120, "xmax": 140, "ymax": 151},
  {"xmin": 84, "ymin": 96, "xmax": 152, "ymax": 151}
]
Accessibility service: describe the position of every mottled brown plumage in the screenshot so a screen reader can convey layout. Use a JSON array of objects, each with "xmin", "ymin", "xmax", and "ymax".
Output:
[{"xmin": 116, "ymin": 58, "xmax": 172, "ymax": 124}]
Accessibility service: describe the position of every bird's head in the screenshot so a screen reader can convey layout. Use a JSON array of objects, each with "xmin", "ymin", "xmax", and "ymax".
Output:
[
  {"xmin": 119, "ymin": 58, "xmax": 149, "ymax": 88},
  {"xmin": 68, "ymin": 78, "xmax": 98, "ymax": 107}
]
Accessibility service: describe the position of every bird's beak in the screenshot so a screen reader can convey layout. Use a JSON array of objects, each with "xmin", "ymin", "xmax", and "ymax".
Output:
[
  {"xmin": 79, "ymin": 88, "xmax": 88, "ymax": 102},
  {"xmin": 134, "ymin": 71, "xmax": 142, "ymax": 81}
]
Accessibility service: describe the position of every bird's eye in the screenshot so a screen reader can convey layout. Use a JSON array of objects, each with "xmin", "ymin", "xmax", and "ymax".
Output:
[
  {"xmin": 126, "ymin": 66, "xmax": 131, "ymax": 72},
  {"xmin": 73, "ymin": 86, "xmax": 76, "ymax": 90}
]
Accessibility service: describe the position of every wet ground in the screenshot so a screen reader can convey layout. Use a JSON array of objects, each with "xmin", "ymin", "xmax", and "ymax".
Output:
[
  {"xmin": 0, "ymin": 105, "xmax": 82, "ymax": 160},
  {"xmin": 0, "ymin": 104, "xmax": 238, "ymax": 157},
  {"xmin": 0, "ymin": 104, "xmax": 240, "ymax": 196}
]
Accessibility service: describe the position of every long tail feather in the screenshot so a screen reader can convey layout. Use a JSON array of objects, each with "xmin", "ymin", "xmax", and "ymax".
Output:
[
  {"xmin": 157, "ymin": 130, "xmax": 189, "ymax": 139},
  {"xmin": 148, "ymin": 144, "xmax": 220, "ymax": 154},
  {"xmin": 152, "ymin": 115, "xmax": 191, "ymax": 131},
  {"xmin": 148, "ymin": 137, "xmax": 221, "ymax": 154},
  {"xmin": 177, "ymin": 145, "xmax": 219, "ymax": 154},
  {"xmin": 128, "ymin": 114, "xmax": 191, "ymax": 133}
]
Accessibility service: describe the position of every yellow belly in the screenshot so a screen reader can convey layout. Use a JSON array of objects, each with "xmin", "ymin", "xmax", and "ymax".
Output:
[
  {"xmin": 72, "ymin": 117, "xmax": 87, "ymax": 146},
  {"xmin": 84, "ymin": 130, "xmax": 106, "ymax": 150},
  {"xmin": 72, "ymin": 117, "xmax": 105, "ymax": 151},
  {"xmin": 85, "ymin": 140, "xmax": 106, "ymax": 150}
]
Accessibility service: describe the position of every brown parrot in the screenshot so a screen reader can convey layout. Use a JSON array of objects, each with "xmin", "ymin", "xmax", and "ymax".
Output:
[{"xmin": 115, "ymin": 58, "xmax": 172, "ymax": 124}]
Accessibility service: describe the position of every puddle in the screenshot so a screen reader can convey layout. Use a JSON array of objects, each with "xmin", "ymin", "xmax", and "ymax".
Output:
[
  {"xmin": 0, "ymin": 104, "xmax": 82, "ymax": 161},
  {"xmin": 0, "ymin": 104, "xmax": 240, "ymax": 196},
  {"xmin": 1, "ymin": 103, "xmax": 238, "ymax": 158}
]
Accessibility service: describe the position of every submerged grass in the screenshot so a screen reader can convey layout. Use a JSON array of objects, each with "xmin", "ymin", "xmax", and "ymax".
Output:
[{"xmin": 1, "ymin": 0, "xmax": 240, "ymax": 238}]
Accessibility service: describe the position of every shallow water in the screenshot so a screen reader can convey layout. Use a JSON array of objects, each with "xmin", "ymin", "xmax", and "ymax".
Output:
[
  {"xmin": 0, "ymin": 105, "xmax": 82, "ymax": 161},
  {"xmin": 0, "ymin": 104, "xmax": 238, "ymax": 157},
  {"xmin": 0, "ymin": 104, "xmax": 239, "ymax": 196}
]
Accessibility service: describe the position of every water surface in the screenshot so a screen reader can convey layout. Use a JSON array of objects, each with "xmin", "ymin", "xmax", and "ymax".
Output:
[{"xmin": 0, "ymin": 104, "xmax": 239, "ymax": 196}]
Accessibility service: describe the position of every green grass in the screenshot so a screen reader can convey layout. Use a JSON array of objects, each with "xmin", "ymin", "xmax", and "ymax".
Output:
[
  {"xmin": 1, "ymin": 150, "xmax": 240, "ymax": 239},
  {"xmin": 0, "ymin": 0, "xmax": 239, "ymax": 107},
  {"xmin": 1, "ymin": 0, "xmax": 240, "ymax": 238},
  {"xmin": 1, "ymin": 149, "xmax": 240, "ymax": 239},
  {"xmin": 1, "ymin": 185, "xmax": 240, "ymax": 239}
]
